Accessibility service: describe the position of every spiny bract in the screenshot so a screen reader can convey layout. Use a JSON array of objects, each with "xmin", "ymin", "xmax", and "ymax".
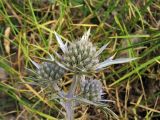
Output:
[
  {"xmin": 63, "ymin": 39, "xmax": 99, "ymax": 73},
  {"xmin": 81, "ymin": 79, "xmax": 103, "ymax": 102},
  {"xmin": 37, "ymin": 62, "xmax": 65, "ymax": 83}
]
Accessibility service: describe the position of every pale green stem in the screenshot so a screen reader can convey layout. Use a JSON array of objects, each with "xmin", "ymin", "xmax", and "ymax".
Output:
[
  {"xmin": 65, "ymin": 75, "xmax": 79, "ymax": 120},
  {"xmin": 65, "ymin": 100, "xmax": 73, "ymax": 120},
  {"xmin": 68, "ymin": 75, "xmax": 79, "ymax": 98}
]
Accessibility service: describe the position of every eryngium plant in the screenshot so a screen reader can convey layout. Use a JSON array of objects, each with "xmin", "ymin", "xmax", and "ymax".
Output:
[{"xmin": 30, "ymin": 29, "xmax": 137, "ymax": 120}]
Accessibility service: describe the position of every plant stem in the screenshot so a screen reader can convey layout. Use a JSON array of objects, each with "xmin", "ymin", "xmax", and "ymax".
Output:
[
  {"xmin": 65, "ymin": 75, "xmax": 79, "ymax": 120},
  {"xmin": 65, "ymin": 100, "xmax": 74, "ymax": 120},
  {"xmin": 68, "ymin": 75, "xmax": 79, "ymax": 98}
]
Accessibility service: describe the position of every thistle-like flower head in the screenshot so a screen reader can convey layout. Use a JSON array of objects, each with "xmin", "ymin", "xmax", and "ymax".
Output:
[
  {"xmin": 54, "ymin": 29, "xmax": 137, "ymax": 73},
  {"xmin": 81, "ymin": 79, "xmax": 103, "ymax": 102},
  {"xmin": 37, "ymin": 62, "xmax": 65, "ymax": 81},
  {"xmin": 63, "ymin": 35, "xmax": 99, "ymax": 72}
]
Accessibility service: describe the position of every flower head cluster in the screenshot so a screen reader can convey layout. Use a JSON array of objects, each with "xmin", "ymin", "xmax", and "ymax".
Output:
[{"xmin": 30, "ymin": 29, "xmax": 135, "ymax": 120}]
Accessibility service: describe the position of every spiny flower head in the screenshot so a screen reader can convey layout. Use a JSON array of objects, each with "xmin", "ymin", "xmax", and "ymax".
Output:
[
  {"xmin": 37, "ymin": 62, "xmax": 65, "ymax": 85},
  {"xmin": 54, "ymin": 28, "xmax": 137, "ymax": 74},
  {"xmin": 80, "ymin": 79, "xmax": 103, "ymax": 102},
  {"xmin": 63, "ymin": 37, "xmax": 99, "ymax": 73}
]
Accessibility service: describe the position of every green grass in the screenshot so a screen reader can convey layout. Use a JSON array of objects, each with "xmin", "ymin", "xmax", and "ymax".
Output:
[{"xmin": 0, "ymin": 0, "xmax": 160, "ymax": 119}]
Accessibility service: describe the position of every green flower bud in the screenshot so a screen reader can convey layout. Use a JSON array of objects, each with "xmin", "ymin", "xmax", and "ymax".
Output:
[
  {"xmin": 37, "ymin": 62, "xmax": 65, "ymax": 84},
  {"xmin": 81, "ymin": 79, "xmax": 103, "ymax": 102},
  {"xmin": 63, "ymin": 40, "xmax": 99, "ymax": 73}
]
